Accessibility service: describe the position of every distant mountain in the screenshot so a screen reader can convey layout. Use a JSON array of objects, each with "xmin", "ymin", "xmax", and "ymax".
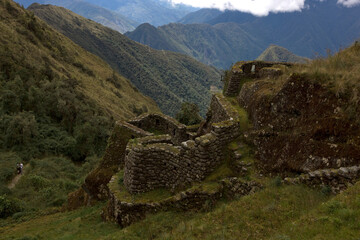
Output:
[
  {"xmin": 178, "ymin": 8, "xmax": 222, "ymax": 24},
  {"xmin": 82, "ymin": 0, "xmax": 197, "ymax": 26},
  {"xmin": 0, "ymin": 0, "xmax": 159, "ymax": 160},
  {"xmin": 127, "ymin": 0, "xmax": 360, "ymax": 68},
  {"xmin": 29, "ymin": 4, "xmax": 221, "ymax": 116},
  {"xmin": 14, "ymin": 0, "xmax": 138, "ymax": 33},
  {"xmin": 205, "ymin": 0, "xmax": 360, "ymax": 57},
  {"xmin": 125, "ymin": 22, "xmax": 265, "ymax": 69},
  {"xmin": 257, "ymin": 45, "xmax": 309, "ymax": 63}
]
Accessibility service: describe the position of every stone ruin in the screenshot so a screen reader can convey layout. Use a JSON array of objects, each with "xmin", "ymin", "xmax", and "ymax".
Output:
[
  {"xmin": 223, "ymin": 61, "xmax": 293, "ymax": 97},
  {"xmin": 100, "ymin": 93, "xmax": 265, "ymax": 226},
  {"xmin": 121, "ymin": 94, "xmax": 242, "ymax": 193}
]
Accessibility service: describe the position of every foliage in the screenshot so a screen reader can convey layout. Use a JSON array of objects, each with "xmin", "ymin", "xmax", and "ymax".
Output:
[
  {"xmin": 28, "ymin": 3, "xmax": 221, "ymax": 116},
  {"xmin": 0, "ymin": 195, "xmax": 22, "ymax": 218},
  {"xmin": 175, "ymin": 102, "xmax": 202, "ymax": 125},
  {"xmin": 0, "ymin": 0, "xmax": 158, "ymax": 161}
]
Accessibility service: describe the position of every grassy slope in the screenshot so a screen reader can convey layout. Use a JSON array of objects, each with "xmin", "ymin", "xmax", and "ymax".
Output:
[
  {"xmin": 256, "ymin": 45, "xmax": 309, "ymax": 63},
  {"xmin": 0, "ymin": 0, "xmax": 158, "ymax": 210},
  {"xmin": 29, "ymin": 3, "xmax": 221, "ymax": 116},
  {"xmin": 0, "ymin": 1, "xmax": 158, "ymax": 121}
]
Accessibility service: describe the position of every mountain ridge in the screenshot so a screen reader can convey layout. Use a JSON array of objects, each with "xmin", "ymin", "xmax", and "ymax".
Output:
[
  {"xmin": 28, "ymin": 3, "xmax": 221, "ymax": 116},
  {"xmin": 14, "ymin": 0, "xmax": 138, "ymax": 33}
]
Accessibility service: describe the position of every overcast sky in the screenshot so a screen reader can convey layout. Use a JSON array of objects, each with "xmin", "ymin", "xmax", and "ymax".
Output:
[{"xmin": 169, "ymin": 0, "xmax": 360, "ymax": 16}]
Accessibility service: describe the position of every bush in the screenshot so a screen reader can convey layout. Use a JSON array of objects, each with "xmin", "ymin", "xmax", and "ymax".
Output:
[
  {"xmin": 0, "ymin": 195, "xmax": 22, "ymax": 218},
  {"xmin": 175, "ymin": 102, "xmax": 202, "ymax": 125}
]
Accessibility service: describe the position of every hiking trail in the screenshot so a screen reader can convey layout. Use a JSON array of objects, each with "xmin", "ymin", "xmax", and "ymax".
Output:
[{"xmin": 7, "ymin": 164, "xmax": 28, "ymax": 189}]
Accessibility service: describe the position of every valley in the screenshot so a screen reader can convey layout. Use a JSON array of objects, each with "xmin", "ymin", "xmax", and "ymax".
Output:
[{"xmin": 1, "ymin": 0, "xmax": 360, "ymax": 239}]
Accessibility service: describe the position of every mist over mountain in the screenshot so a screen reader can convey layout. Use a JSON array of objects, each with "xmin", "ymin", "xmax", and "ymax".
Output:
[
  {"xmin": 14, "ymin": 0, "xmax": 138, "ymax": 33},
  {"xmin": 81, "ymin": 0, "xmax": 198, "ymax": 26},
  {"xmin": 127, "ymin": 0, "xmax": 360, "ymax": 68}
]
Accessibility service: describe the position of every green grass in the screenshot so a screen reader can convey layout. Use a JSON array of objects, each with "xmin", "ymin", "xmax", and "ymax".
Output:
[
  {"xmin": 109, "ymin": 171, "xmax": 173, "ymax": 204},
  {"xmin": 0, "ymin": 182, "xmax": 335, "ymax": 240}
]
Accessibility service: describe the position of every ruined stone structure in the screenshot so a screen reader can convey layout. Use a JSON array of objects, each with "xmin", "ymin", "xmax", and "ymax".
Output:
[
  {"xmin": 224, "ymin": 61, "xmax": 293, "ymax": 97},
  {"xmin": 123, "ymin": 94, "xmax": 241, "ymax": 193},
  {"xmin": 104, "ymin": 174, "xmax": 261, "ymax": 227},
  {"xmin": 284, "ymin": 165, "xmax": 360, "ymax": 194}
]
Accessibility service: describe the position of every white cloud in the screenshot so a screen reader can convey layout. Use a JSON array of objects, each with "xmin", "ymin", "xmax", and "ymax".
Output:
[
  {"xmin": 169, "ymin": 0, "xmax": 360, "ymax": 16},
  {"xmin": 168, "ymin": 0, "xmax": 307, "ymax": 16},
  {"xmin": 337, "ymin": 0, "xmax": 360, "ymax": 7}
]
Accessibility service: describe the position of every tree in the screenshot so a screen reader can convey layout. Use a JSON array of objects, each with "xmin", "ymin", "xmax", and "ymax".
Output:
[{"xmin": 175, "ymin": 102, "xmax": 202, "ymax": 126}]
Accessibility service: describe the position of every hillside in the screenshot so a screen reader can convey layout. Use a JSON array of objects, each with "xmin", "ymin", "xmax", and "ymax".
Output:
[
  {"xmin": 28, "ymin": 3, "xmax": 221, "ymax": 116},
  {"xmin": 256, "ymin": 45, "xmax": 309, "ymax": 63},
  {"xmin": 127, "ymin": 0, "xmax": 360, "ymax": 68},
  {"xmin": 126, "ymin": 22, "xmax": 265, "ymax": 69},
  {"xmin": 178, "ymin": 8, "xmax": 222, "ymax": 24},
  {"xmin": 81, "ymin": 0, "xmax": 196, "ymax": 26},
  {"xmin": 14, "ymin": 0, "xmax": 138, "ymax": 33},
  {"xmin": 0, "ymin": 0, "xmax": 159, "ymax": 161},
  {"xmin": 2, "ymin": 42, "xmax": 360, "ymax": 240}
]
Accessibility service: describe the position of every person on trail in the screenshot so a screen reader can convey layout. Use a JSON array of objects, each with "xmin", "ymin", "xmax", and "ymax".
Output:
[
  {"xmin": 16, "ymin": 163, "xmax": 21, "ymax": 174},
  {"xmin": 19, "ymin": 162, "xmax": 23, "ymax": 174}
]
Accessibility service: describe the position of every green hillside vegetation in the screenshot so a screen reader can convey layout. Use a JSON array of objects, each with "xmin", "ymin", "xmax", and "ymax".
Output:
[
  {"xmin": 0, "ymin": 0, "xmax": 158, "ymax": 204},
  {"xmin": 257, "ymin": 45, "xmax": 309, "ymax": 63},
  {"xmin": 126, "ymin": 22, "xmax": 265, "ymax": 69},
  {"xmin": 15, "ymin": 0, "xmax": 139, "ymax": 33},
  {"xmin": 29, "ymin": 3, "xmax": 221, "ymax": 116},
  {"xmin": 1, "ymin": 39, "xmax": 360, "ymax": 238}
]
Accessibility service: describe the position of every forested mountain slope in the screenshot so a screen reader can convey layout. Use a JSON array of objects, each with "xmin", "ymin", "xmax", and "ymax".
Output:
[
  {"xmin": 29, "ymin": 3, "xmax": 221, "ymax": 116},
  {"xmin": 0, "ymin": 0, "xmax": 159, "ymax": 161},
  {"xmin": 125, "ymin": 22, "xmax": 264, "ymax": 69},
  {"xmin": 127, "ymin": 0, "xmax": 360, "ymax": 69}
]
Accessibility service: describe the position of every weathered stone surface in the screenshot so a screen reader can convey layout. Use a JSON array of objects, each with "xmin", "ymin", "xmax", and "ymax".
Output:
[
  {"xmin": 123, "ymin": 94, "xmax": 242, "ymax": 194},
  {"xmin": 284, "ymin": 165, "xmax": 360, "ymax": 193}
]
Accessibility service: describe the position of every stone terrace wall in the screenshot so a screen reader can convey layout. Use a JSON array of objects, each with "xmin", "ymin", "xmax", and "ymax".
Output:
[
  {"xmin": 123, "ymin": 94, "xmax": 241, "ymax": 193},
  {"xmin": 224, "ymin": 61, "xmax": 293, "ymax": 97},
  {"xmin": 105, "ymin": 175, "xmax": 262, "ymax": 227},
  {"xmin": 284, "ymin": 165, "xmax": 360, "ymax": 193},
  {"xmin": 129, "ymin": 113, "xmax": 188, "ymax": 144}
]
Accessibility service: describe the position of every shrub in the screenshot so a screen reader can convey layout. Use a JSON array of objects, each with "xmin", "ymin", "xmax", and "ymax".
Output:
[{"xmin": 0, "ymin": 195, "xmax": 22, "ymax": 218}]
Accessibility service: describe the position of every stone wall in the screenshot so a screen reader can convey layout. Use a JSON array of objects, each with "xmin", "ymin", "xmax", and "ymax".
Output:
[
  {"xmin": 224, "ymin": 61, "xmax": 293, "ymax": 97},
  {"xmin": 104, "ymin": 174, "xmax": 262, "ymax": 227},
  {"xmin": 123, "ymin": 94, "xmax": 241, "ymax": 193},
  {"xmin": 284, "ymin": 165, "xmax": 360, "ymax": 193},
  {"xmin": 129, "ymin": 113, "xmax": 188, "ymax": 144},
  {"xmin": 67, "ymin": 121, "xmax": 152, "ymax": 210}
]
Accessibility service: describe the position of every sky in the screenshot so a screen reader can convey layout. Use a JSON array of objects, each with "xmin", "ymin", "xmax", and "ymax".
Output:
[{"xmin": 168, "ymin": 0, "xmax": 360, "ymax": 16}]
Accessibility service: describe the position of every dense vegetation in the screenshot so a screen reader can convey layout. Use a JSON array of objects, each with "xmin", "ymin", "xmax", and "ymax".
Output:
[
  {"xmin": 256, "ymin": 45, "xmax": 309, "ymax": 63},
  {"xmin": 15, "ymin": 0, "xmax": 138, "ymax": 33},
  {"xmin": 29, "ymin": 3, "xmax": 221, "ymax": 116},
  {"xmin": 0, "ymin": 0, "xmax": 158, "ymax": 215},
  {"xmin": 175, "ymin": 102, "xmax": 202, "ymax": 126}
]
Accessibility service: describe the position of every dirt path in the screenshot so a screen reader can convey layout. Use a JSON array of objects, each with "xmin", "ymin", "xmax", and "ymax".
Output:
[{"xmin": 7, "ymin": 164, "xmax": 28, "ymax": 189}]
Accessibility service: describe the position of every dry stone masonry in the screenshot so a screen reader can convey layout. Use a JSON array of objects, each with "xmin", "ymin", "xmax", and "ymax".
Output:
[
  {"xmin": 123, "ymin": 94, "xmax": 242, "ymax": 193},
  {"xmin": 284, "ymin": 165, "xmax": 360, "ymax": 193},
  {"xmin": 224, "ymin": 61, "xmax": 293, "ymax": 97}
]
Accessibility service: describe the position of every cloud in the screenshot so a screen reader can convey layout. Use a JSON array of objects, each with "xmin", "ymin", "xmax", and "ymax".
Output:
[
  {"xmin": 169, "ymin": 0, "xmax": 360, "ymax": 16},
  {"xmin": 168, "ymin": 0, "xmax": 307, "ymax": 16},
  {"xmin": 337, "ymin": 0, "xmax": 360, "ymax": 7}
]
